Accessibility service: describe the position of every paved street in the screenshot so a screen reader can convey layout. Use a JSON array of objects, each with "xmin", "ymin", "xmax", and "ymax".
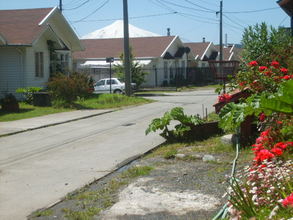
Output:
[{"xmin": 0, "ymin": 89, "xmax": 217, "ymax": 220}]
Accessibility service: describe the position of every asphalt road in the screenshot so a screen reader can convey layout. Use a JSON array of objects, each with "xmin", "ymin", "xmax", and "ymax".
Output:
[{"xmin": 0, "ymin": 89, "xmax": 217, "ymax": 220}]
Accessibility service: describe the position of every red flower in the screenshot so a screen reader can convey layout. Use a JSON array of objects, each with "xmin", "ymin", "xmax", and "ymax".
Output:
[
  {"xmin": 271, "ymin": 60, "xmax": 280, "ymax": 68},
  {"xmin": 280, "ymin": 68, "xmax": 288, "ymax": 74},
  {"xmin": 218, "ymin": 93, "xmax": 232, "ymax": 102},
  {"xmin": 248, "ymin": 61, "xmax": 258, "ymax": 66},
  {"xmin": 259, "ymin": 113, "xmax": 266, "ymax": 122},
  {"xmin": 274, "ymin": 142, "xmax": 287, "ymax": 150},
  {"xmin": 270, "ymin": 147, "xmax": 283, "ymax": 156},
  {"xmin": 260, "ymin": 129, "xmax": 270, "ymax": 137},
  {"xmin": 254, "ymin": 149, "xmax": 275, "ymax": 162},
  {"xmin": 259, "ymin": 66, "xmax": 268, "ymax": 72},
  {"xmin": 239, "ymin": 81, "xmax": 246, "ymax": 87},
  {"xmin": 282, "ymin": 75, "xmax": 291, "ymax": 80},
  {"xmin": 282, "ymin": 193, "xmax": 293, "ymax": 208}
]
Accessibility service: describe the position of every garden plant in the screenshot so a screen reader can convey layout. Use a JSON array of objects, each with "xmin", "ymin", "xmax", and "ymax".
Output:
[{"xmin": 216, "ymin": 23, "xmax": 293, "ymax": 219}]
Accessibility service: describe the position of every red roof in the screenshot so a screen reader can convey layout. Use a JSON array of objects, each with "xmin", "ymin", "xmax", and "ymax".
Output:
[
  {"xmin": 184, "ymin": 42, "xmax": 210, "ymax": 59},
  {"xmin": 0, "ymin": 8, "xmax": 53, "ymax": 45},
  {"xmin": 74, "ymin": 36, "xmax": 176, "ymax": 59}
]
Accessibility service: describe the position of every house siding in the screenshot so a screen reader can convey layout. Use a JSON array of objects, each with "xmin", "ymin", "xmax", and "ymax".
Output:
[
  {"xmin": 0, "ymin": 48, "xmax": 24, "ymax": 97},
  {"xmin": 24, "ymin": 36, "xmax": 50, "ymax": 89}
]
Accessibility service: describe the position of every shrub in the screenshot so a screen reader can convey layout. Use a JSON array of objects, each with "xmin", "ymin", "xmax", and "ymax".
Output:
[
  {"xmin": 0, "ymin": 93, "xmax": 19, "ymax": 112},
  {"xmin": 48, "ymin": 73, "xmax": 93, "ymax": 107},
  {"xmin": 146, "ymin": 107, "xmax": 204, "ymax": 141},
  {"xmin": 16, "ymin": 87, "xmax": 42, "ymax": 104}
]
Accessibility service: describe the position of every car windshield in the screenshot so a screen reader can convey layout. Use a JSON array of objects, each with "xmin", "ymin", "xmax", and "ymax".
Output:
[{"xmin": 95, "ymin": 80, "xmax": 105, "ymax": 86}]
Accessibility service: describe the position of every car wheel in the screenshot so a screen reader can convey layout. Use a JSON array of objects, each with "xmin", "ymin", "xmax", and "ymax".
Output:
[{"xmin": 114, "ymin": 89, "xmax": 122, "ymax": 94}]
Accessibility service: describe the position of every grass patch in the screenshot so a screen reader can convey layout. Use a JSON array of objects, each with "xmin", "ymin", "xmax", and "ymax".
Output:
[
  {"xmin": 76, "ymin": 94, "xmax": 152, "ymax": 109},
  {"xmin": 0, "ymin": 103, "xmax": 71, "ymax": 122},
  {"xmin": 0, "ymin": 94, "xmax": 152, "ymax": 122},
  {"xmin": 148, "ymin": 136, "xmax": 233, "ymax": 159},
  {"xmin": 33, "ymin": 209, "xmax": 53, "ymax": 217},
  {"xmin": 163, "ymin": 149, "xmax": 178, "ymax": 159},
  {"xmin": 62, "ymin": 207, "xmax": 101, "ymax": 220},
  {"xmin": 121, "ymin": 166, "xmax": 154, "ymax": 178},
  {"xmin": 192, "ymin": 136, "xmax": 234, "ymax": 154},
  {"xmin": 147, "ymin": 142, "xmax": 187, "ymax": 158}
]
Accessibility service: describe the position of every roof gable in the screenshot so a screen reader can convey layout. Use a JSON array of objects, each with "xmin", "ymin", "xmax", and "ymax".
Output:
[
  {"xmin": 0, "ymin": 8, "xmax": 53, "ymax": 45},
  {"xmin": 74, "ymin": 36, "xmax": 176, "ymax": 59},
  {"xmin": 184, "ymin": 42, "xmax": 211, "ymax": 59},
  {"xmin": 0, "ymin": 7, "xmax": 82, "ymax": 50}
]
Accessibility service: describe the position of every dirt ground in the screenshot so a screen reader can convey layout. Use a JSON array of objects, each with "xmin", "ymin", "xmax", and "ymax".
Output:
[{"xmin": 29, "ymin": 139, "xmax": 238, "ymax": 220}]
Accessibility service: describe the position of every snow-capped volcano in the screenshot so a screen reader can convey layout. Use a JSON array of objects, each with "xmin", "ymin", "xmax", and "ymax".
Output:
[{"xmin": 82, "ymin": 20, "xmax": 160, "ymax": 39}]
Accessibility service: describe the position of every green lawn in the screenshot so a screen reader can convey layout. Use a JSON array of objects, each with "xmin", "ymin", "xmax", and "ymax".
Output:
[{"xmin": 0, "ymin": 94, "xmax": 152, "ymax": 122}]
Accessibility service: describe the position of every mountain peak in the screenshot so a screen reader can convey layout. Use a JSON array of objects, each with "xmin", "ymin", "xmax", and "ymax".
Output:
[{"xmin": 82, "ymin": 20, "xmax": 160, "ymax": 39}]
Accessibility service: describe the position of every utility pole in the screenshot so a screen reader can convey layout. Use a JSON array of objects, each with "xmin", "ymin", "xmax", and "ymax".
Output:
[
  {"xmin": 219, "ymin": 0, "xmax": 224, "ymax": 93},
  {"xmin": 123, "ymin": 0, "xmax": 132, "ymax": 96},
  {"xmin": 59, "ymin": 0, "xmax": 63, "ymax": 13}
]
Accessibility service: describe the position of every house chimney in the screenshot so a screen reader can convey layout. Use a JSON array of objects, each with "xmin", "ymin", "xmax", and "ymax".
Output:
[
  {"xmin": 203, "ymin": 37, "xmax": 206, "ymax": 43},
  {"xmin": 167, "ymin": 28, "xmax": 170, "ymax": 36},
  {"xmin": 225, "ymin": 33, "xmax": 228, "ymax": 47}
]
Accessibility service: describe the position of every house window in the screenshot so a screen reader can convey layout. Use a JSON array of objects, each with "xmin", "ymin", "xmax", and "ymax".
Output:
[
  {"xmin": 60, "ymin": 53, "xmax": 69, "ymax": 72},
  {"xmin": 170, "ymin": 67, "xmax": 174, "ymax": 79},
  {"xmin": 164, "ymin": 61, "xmax": 168, "ymax": 79},
  {"xmin": 35, "ymin": 52, "xmax": 44, "ymax": 77},
  {"xmin": 181, "ymin": 60, "xmax": 185, "ymax": 75}
]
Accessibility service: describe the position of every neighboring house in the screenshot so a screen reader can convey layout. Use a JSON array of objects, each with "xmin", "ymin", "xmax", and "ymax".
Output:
[
  {"xmin": 73, "ymin": 36, "xmax": 190, "ymax": 87},
  {"xmin": 184, "ymin": 41, "xmax": 219, "ymax": 67},
  {"xmin": 0, "ymin": 7, "xmax": 83, "ymax": 97},
  {"xmin": 215, "ymin": 44, "xmax": 242, "ymax": 62}
]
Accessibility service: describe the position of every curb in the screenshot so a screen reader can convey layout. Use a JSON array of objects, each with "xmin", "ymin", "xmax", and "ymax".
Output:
[
  {"xmin": 134, "ymin": 93, "xmax": 168, "ymax": 97},
  {"xmin": 0, "ymin": 110, "xmax": 116, "ymax": 138},
  {"xmin": 31, "ymin": 140, "xmax": 165, "ymax": 216}
]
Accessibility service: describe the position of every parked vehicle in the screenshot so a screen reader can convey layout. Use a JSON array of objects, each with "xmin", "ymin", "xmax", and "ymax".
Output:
[{"xmin": 93, "ymin": 78, "xmax": 136, "ymax": 94}]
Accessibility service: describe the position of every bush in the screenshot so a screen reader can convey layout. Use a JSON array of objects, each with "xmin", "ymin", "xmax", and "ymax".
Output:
[
  {"xmin": 0, "ymin": 93, "xmax": 19, "ymax": 112},
  {"xmin": 48, "ymin": 73, "xmax": 93, "ymax": 107},
  {"xmin": 16, "ymin": 87, "xmax": 42, "ymax": 104},
  {"xmin": 146, "ymin": 107, "xmax": 204, "ymax": 141}
]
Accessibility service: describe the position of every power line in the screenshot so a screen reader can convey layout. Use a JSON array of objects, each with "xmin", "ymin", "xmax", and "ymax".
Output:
[
  {"xmin": 72, "ymin": 0, "xmax": 109, "ymax": 23},
  {"xmin": 191, "ymin": 0, "xmax": 218, "ymax": 7},
  {"xmin": 64, "ymin": 0, "xmax": 85, "ymax": 6},
  {"xmin": 184, "ymin": 0, "xmax": 217, "ymax": 12},
  {"xmin": 178, "ymin": 13, "xmax": 218, "ymax": 25},
  {"xmin": 157, "ymin": 0, "xmax": 216, "ymax": 13},
  {"xmin": 64, "ymin": 0, "xmax": 90, "ymax": 10},
  {"xmin": 223, "ymin": 14, "xmax": 246, "ymax": 29},
  {"xmin": 149, "ymin": 0, "xmax": 177, "ymax": 13},
  {"xmin": 150, "ymin": 0, "xmax": 217, "ymax": 22},
  {"xmin": 71, "ymin": 12, "xmax": 178, "ymax": 22},
  {"xmin": 224, "ymin": 7, "xmax": 279, "ymax": 14},
  {"xmin": 178, "ymin": 12, "xmax": 218, "ymax": 24}
]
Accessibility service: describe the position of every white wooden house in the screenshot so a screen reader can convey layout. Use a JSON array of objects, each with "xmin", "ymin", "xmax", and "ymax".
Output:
[
  {"xmin": 73, "ymin": 36, "xmax": 190, "ymax": 87},
  {"xmin": 0, "ymin": 7, "xmax": 83, "ymax": 97}
]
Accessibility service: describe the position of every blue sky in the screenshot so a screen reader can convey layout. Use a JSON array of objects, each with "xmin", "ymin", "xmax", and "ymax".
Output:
[{"xmin": 1, "ymin": 0, "xmax": 290, "ymax": 44}]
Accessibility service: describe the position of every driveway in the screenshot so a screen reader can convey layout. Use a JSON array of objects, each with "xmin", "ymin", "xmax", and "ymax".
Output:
[{"xmin": 0, "ymin": 89, "xmax": 217, "ymax": 220}]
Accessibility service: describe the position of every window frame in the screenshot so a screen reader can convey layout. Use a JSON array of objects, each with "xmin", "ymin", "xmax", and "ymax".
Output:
[{"xmin": 35, "ymin": 52, "xmax": 44, "ymax": 78}]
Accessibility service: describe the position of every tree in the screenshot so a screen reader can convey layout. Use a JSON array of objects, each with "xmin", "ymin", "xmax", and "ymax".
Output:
[
  {"xmin": 114, "ymin": 48, "xmax": 148, "ymax": 88},
  {"xmin": 241, "ymin": 22, "xmax": 293, "ymax": 68}
]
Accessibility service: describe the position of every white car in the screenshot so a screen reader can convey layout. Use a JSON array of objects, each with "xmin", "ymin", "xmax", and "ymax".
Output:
[{"xmin": 94, "ymin": 78, "xmax": 125, "ymax": 94}]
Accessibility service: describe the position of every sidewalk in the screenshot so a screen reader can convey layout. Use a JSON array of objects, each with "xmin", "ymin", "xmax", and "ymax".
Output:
[{"xmin": 0, "ymin": 109, "xmax": 115, "ymax": 137}]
